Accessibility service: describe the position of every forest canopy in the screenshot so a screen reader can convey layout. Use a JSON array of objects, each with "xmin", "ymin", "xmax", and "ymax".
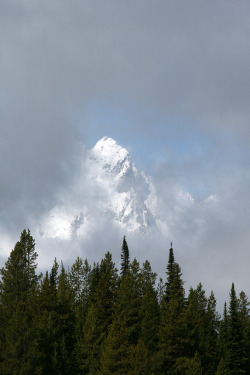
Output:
[{"xmin": 0, "ymin": 229, "xmax": 249, "ymax": 374}]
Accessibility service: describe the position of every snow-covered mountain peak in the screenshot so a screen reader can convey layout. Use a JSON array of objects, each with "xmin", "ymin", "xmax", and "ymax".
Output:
[
  {"xmin": 87, "ymin": 137, "xmax": 157, "ymax": 232},
  {"xmin": 91, "ymin": 136, "xmax": 130, "ymax": 174},
  {"xmin": 37, "ymin": 136, "xmax": 218, "ymax": 243}
]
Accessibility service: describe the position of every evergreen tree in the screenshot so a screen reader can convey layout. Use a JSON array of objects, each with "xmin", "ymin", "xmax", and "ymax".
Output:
[
  {"xmin": 140, "ymin": 260, "xmax": 159, "ymax": 353},
  {"xmin": 56, "ymin": 264, "xmax": 76, "ymax": 375},
  {"xmin": 100, "ymin": 312, "xmax": 130, "ymax": 374},
  {"xmin": 0, "ymin": 229, "xmax": 40, "ymax": 374},
  {"xmin": 137, "ymin": 260, "xmax": 160, "ymax": 373},
  {"xmin": 164, "ymin": 243, "xmax": 185, "ymax": 306},
  {"xmin": 35, "ymin": 271, "xmax": 59, "ymax": 375},
  {"xmin": 69, "ymin": 257, "xmax": 91, "ymax": 308},
  {"xmin": 80, "ymin": 253, "xmax": 118, "ymax": 374},
  {"xmin": 215, "ymin": 358, "xmax": 227, "ymax": 375},
  {"xmin": 238, "ymin": 291, "xmax": 250, "ymax": 373},
  {"xmin": 165, "ymin": 243, "xmax": 175, "ymax": 303},
  {"xmin": 184, "ymin": 284, "xmax": 219, "ymax": 374},
  {"xmin": 120, "ymin": 236, "xmax": 130, "ymax": 277},
  {"xmin": 100, "ymin": 258, "xmax": 142, "ymax": 374},
  {"xmin": 68, "ymin": 257, "xmax": 92, "ymax": 371},
  {"xmin": 225, "ymin": 283, "xmax": 246, "ymax": 374},
  {"xmin": 217, "ymin": 302, "xmax": 228, "ymax": 362},
  {"xmin": 205, "ymin": 291, "xmax": 220, "ymax": 374},
  {"xmin": 158, "ymin": 244, "xmax": 187, "ymax": 374},
  {"xmin": 0, "ymin": 229, "xmax": 39, "ymax": 312},
  {"xmin": 187, "ymin": 351, "xmax": 203, "ymax": 375}
]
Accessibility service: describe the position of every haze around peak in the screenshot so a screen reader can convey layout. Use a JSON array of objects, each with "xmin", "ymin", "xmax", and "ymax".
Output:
[{"xmin": 1, "ymin": 1, "xmax": 250, "ymax": 310}]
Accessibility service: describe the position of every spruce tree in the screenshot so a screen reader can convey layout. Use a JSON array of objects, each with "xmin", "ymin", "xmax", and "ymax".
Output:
[
  {"xmin": 238, "ymin": 291, "xmax": 250, "ymax": 373},
  {"xmin": 158, "ymin": 244, "xmax": 187, "ymax": 374},
  {"xmin": 35, "ymin": 270, "xmax": 59, "ymax": 375},
  {"xmin": 206, "ymin": 291, "xmax": 220, "ymax": 374},
  {"xmin": 80, "ymin": 253, "xmax": 118, "ymax": 374},
  {"xmin": 185, "ymin": 284, "xmax": 219, "ymax": 374},
  {"xmin": 225, "ymin": 283, "xmax": 246, "ymax": 374},
  {"xmin": 56, "ymin": 264, "xmax": 76, "ymax": 375},
  {"xmin": 0, "ymin": 229, "xmax": 40, "ymax": 374},
  {"xmin": 120, "ymin": 236, "xmax": 130, "ymax": 277},
  {"xmin": 68, "ymin": 257, "xmax": 92, "ymax": 370},
  {"xmin": 217, "ymin": 302, "xmax": 228, "ymax": 363},
  {"xmin": 140, "ymin": 260, "xmax": 159, "ymax": 353},
  {"xmin": 100, "ymin": 258, "xmax": 142, "ymax": 374},
  {"xmin": 137, "ymin": 260, "xmax": 160, "ymax": 373}
]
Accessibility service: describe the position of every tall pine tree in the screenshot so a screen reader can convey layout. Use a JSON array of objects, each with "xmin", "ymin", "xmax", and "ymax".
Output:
[
  {"xmin": 225, "ymin": 283, "xmax": 246, "ymax": 374},
  {"xmin": 158, "ymin": 243, "xmax": 187, "ymax": 374},
  {"xmin": 0, "ymin": 229, "xmax": 40, "ymax": 374},
  {"xmin": 121, "ymin": 236, "xmax": 130, "ymax": 278}
]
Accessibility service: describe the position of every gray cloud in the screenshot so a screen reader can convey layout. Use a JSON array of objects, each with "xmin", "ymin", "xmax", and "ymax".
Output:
[{"xmin": 1, "ymin": 0, "xmax": 250, "ymax": 308}]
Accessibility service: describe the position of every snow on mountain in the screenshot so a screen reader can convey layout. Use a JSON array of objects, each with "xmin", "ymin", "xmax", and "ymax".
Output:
[
  {"xmin": 39, "ymin": 137, "xmax": 159, "ymax": 240},
  {"xmin": 38, "ymin": 136, "xmax": 217, "ymax": 242},
  {"xmin": 87, "ymin": 136, "xmax": 157, "ymax": 232}
]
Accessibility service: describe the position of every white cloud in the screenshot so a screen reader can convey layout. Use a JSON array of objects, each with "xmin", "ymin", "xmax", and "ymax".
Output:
[{"xmin": 1, "ymin": 1, "xmax": 250, "ymax": 310}]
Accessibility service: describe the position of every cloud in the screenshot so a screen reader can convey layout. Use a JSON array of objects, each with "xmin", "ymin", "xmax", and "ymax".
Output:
[{"xmin": 1, "ymin": 0, "xmax": 250, "ymax": 309}]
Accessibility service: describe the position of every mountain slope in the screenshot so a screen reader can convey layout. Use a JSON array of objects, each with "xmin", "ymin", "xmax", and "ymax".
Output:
[
  {"xmin": 39, "ymin": 137, "xmax": 160, "ymax": 240},
  {"xmin": 88, "ymin": 136, "xmax": 157, "ymax": 232}
]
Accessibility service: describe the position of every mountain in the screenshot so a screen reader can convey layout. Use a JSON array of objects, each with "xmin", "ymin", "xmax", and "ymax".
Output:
[
  {"xmin": 39, "ymin": 137, "xmax": 160, "ymax": 240},
  {"xmin": 88, "ymin": 137, "xmax": 158, "ymax": 231},
  {"xmin": 38, "ymin": 136, "xmax": 217, "ymax": 243}
]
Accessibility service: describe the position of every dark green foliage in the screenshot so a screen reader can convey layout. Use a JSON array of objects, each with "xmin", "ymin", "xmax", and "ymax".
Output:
[
  {"xmin": 79, "ymin": 252, "xmax": 118, "ymax": 373},
  {"xmin": 0, "ymin": 229, "xmax": 40, "ymax": 374},
  {"xmin": 184, "ymin": 284, "xmax": 219, "ymax": 374},
  {"xmin": 1, "ymin": 230, "xmax": 250, "ymax": 374},
  {"xmin": 140, "ymin": 260, "xmax": 160, "ymax": 352},
  {"xmin": 224, "ymin": 283, "xmax": 246, "ymax": 374},
  {"xmin": 120, "ymin": 235, "xmax": 130, "ymax": 277},
  {"xmin": 215, "ymin": 357, "xmax": 227, "ymax": 375},
  {"xmin": 159, "ymin": 244, "xmax": 187, "ymax": 374},
  {"xmin": 238, "ymin": 291, "xmax": 250, "ymax": 373},
  {"xmin": 217, "ymin": 302, "xmax": 228, "ymax": 361},
  {"xmin": 100, "ymin": 258, "xmax": 143, "ymax": 374},
  {"xmin": 35, "ymin": 271, "xmax": 59, "ymax": 374}
]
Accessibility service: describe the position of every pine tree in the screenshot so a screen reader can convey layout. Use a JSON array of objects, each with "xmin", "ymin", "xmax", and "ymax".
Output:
[
  {"xmin": 100, "ymin": 258, "xmax": 142, "ymax": 374},
  {"xmin": 187, "ymin": 351, "xmax": 203, "ymax": 375},
  {"xmin": 80, "ymin": 253, "xmax": 118, "ymax": 374},
  {"xmin": 34, "ymin": 270, "xmax": 59, "ymax": 374},
  {"xmin": 56, "ymin": 264, "xmax": 76, "ymax": 375},
  {"xmin": 120, "ymin": 236, "xmax": 130, "ymax": 277},
  {"xmin": 165, "ymin": 242, "xmax": 175, "ymax": 303},
  {"xmin": 238, "ymin": 291, "xmax": 250, "ymax": 373},
  {"xmin": 0, "ymin": 229, "xmax": 39, "ymax": 311},
  {"xmin": 0, "ymin": 229, "xmax": 40, "ymax": 374},
  {"xmin": 140, "ymin": 260, "xmax": 159, "ymax": 352},
  {"xmin": 217, "ymin": 302, "xmax": 228, "ymax": 362},
  {"xmin": 184, "ymin": 284, "xmax": 219, "ymax": 374},
  {"xmin": 225, "ymin": 283, "xmax": 246, "ymax": 374},
  {"xmin": 69, "ymin": 257, "xmax": 91, "ymax": 308},
  {"xmin": 68, "ymin": 257, "xmax": 92, "ymax": 371},
  {"xmin": 100, "ymin": 312, "xmax": 130, "ymax": 374},
  {"xmin": 158, "ymin": 244, "xmax": 187, "ymax": 374},
  {"xmin": 205, "ymin": 291, "xmax": 220, "ymax": 374},
  {"xmin": 215, "ymin": 357, "xmax": 227, "ymax": 375},
  {"xmin": 137, "ymin": 260, "xmax": 160, "ymax": 373},
  {"xmin": 164, "ymin": 243, "xmax": 185, "ymax": 306}
]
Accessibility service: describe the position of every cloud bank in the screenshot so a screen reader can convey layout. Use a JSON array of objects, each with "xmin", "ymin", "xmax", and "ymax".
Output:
[{"xmin": 1, "ymin": 0, "xmax": 250, "ymax": 309}]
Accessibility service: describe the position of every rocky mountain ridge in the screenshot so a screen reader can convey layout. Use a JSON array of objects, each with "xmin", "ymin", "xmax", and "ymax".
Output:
[{"xmin": 39, "ymin": 137, "xmax": 160, "ymax": 240}]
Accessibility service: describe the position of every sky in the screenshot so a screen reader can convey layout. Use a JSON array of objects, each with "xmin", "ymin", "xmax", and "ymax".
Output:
[{"xmin": 1, "ymin": 0, "xmax": 250, "ymax": 310}]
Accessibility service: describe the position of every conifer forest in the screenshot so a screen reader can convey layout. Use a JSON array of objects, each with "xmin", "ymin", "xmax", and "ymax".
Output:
[{"xmin": 1, "ymin": 229, "xmax": 250, "ymax": 374}]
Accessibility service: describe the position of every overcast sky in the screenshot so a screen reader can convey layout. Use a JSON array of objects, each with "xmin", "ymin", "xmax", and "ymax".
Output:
[{"xmin": 1, "ymin": 0, "xmax": 250, "ymax": 310}]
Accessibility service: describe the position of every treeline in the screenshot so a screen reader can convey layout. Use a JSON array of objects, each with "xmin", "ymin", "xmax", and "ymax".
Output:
[{"xmin": 0, "ymin": 230, "xmax": 249, "ymax": 374}]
